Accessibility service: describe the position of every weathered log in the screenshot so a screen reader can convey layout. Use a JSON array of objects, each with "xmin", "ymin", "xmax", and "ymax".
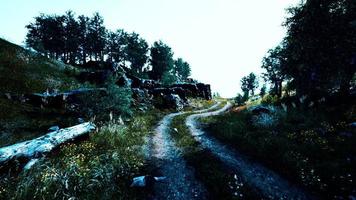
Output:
[{"xmin": 0, "ymin": 122, "xmax": 96, "ymax": 166}]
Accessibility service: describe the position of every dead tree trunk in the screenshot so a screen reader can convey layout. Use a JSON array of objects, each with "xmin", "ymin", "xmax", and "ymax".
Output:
[{"xmin": 0, "ymin": 122, "xmax": 96, "ymax": 166}]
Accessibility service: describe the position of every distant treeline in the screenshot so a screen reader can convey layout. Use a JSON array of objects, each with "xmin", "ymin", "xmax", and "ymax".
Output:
[
  {"xmin": 25, "ymin": 11, "xmax": 191, "ymax": 82},
  {"xmin": 240, "ymin": 0, "xmax": 355, "ymax": 100}
]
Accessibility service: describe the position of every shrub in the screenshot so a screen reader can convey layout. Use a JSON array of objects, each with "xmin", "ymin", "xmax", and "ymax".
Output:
[
  {"xmin": 161, "ymin": 71, "xmax": 177, "ymax": 86},
  {"xmin": 78, "ymin": 76, "xmax": 132, "ymax": 120},
  {"xmin": 261, "ymin": 94, "xmax": 279, "ymax": 105}
]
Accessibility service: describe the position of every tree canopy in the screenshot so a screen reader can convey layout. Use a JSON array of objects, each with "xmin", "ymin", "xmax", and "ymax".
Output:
[
  {"xmin": 25, "ymin": 11, "xmax": 191, "ymax": 84},
  {"xmin": 240, "ymin": 72, "xmax": 259, "ymax": 97},
  {"xmin": 260, "ymin": 0, "xmax": 356, "ymax": 98}
]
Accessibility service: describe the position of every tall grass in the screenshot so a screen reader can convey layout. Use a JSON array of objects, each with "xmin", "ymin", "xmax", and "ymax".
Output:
[{"xmin": 0, "ymin": 109, "xmax": 164, "ymax": 200}]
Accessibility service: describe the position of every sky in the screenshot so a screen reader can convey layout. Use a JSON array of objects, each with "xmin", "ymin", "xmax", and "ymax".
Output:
[{"xmin": 0, "ymin": 0, "xmax": 299, "ymax": 97}]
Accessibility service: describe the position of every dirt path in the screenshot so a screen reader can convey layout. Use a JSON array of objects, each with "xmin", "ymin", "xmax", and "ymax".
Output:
[
  {"xmin": 147, "ymin": 102, "xmax": 221, "ymax": 200},
  {"xmin": 186, "ymin": 102, "xmax": 312, "ymax": 200}
]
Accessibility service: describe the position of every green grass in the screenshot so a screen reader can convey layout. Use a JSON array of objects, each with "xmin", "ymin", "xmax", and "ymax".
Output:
[
  {"xmin": 0, "ymin": 38, "xmax": 96, "ymax": 147},
  {"xmin": 182, "ymin": 98, "xmax": 215, "ymax": 112},
  {"xmin": 0, "ymin": 109, "xmax": 165, "ymax": 200},
  {"xmin": 0, "ymin": 38, "xmax": 84, "ymax": 94},
  {"xmin": 201, "ymin": 104, "xmax": 356, "ymax": 199}
]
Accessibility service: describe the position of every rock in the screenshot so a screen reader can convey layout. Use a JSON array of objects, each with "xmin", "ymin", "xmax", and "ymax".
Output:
[
  {"xmin": 339, "ymin": 132, "xmax": 353, "ymax": 138},
  {"xmin": 163, "ymin": 94, "xmax": 184, "ymax": 110},
  {"xmin": 48, "ymin": 126, "xmax": 60, "ymax": 132},
  {"xmin": 117, "ymin": 73, "xmax": 212, "ymax": 109},
  {"xmin": 23, "ymin": 88, "xmax": 106, "ymax": 109},
  {"xmin": 250, "ymin": 106, "xmax": 271, "ymax": 115},
  {"xmin": 350, "ymin": 122, "xmax": 356, "ymax": 128},
  {"xmin": 130, "ymin": 175, "xmax": 166, "ymax": 187}
]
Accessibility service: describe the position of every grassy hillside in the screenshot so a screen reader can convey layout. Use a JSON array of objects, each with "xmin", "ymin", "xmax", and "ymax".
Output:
[
  {"xmin": 0, "ymin": 39, "xmax": 87, "ymax": 147},
  {"xmin": 0, "ymin": 38, "xmax": 82, "ymax": 94}
]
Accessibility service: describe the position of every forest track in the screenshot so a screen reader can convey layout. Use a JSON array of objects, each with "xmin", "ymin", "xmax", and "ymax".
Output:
[
  {"xmin": 186, "ymin": 101, "xmax": 312, "ymax": 200},
  {"xmin": 147, "ymin": 102, "xmax": 221, "ymax": 200}
]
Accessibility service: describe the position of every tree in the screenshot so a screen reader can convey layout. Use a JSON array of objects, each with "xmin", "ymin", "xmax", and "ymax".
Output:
[
  {"xmin": 106, "ymin": 29, "xmax": 128, "ymax": 67},
  {"xmin": 25, "ymin": 14, "xmax": 45, "ymax": 54},
  {"xmin": 235, "ymin": 93, "xmax": 246, "ymax": 106},
  {"xmin": 161, "ymin": 71, "xmax": 177, "ymax": 86},
  {"xmin": 25, "ymin": 14, "xmax": 65, "ymax": 59},
  {"xmin": 87, "ymin": 12, "xmax": 106, "ymax": 61},
  {"xmin": 240, "ymin": 72, "xmax": 259, "ymax": 97},
  {"xmin": 282, "ymin": 0, "xmax": 356, "ymax": 97},
  {"xmin": 78, "ymin": 15, "xmax": 90, "ymax": 64},
  {"xmin": 149, "ymin": 41, "xmax": 174, "ymax": 81},
  {"xmin": 174, "ymin": 58, "xmax": 191, "ymax": 82},
  {"xmin": 125, "ymin": 32, "xmax": 149, "ymax": 76},
  {"xmin": 63, "ymin": 11, "xmax": 80, "ymax": 64},
  {"xmin": 261, "ymin": 46, "xmax": 286, "ymax": 97},
  {"xmin": 260, "ymin": 84, "xmax": 267, "ymax": 98}
]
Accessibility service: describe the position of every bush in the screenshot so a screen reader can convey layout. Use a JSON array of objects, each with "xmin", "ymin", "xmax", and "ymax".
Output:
[
  {"xmin": 78, "ymin": 76, "xmax": 132, "ymax": 120},
  {"xmin": 161, "ymin": 71, "xmax": 177, "ymax": 86},
  {"xmin": 261, "ymin": 94, "xmax": 279, "ymax": 105}
]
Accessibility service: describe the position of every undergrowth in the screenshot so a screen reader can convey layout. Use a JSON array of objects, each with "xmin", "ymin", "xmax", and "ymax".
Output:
[
  {"xmin": 201, "ymin": 104, "xmax": 356, "ymax": 199},
  {"xmin": 0, "ymin": 109, "xmax": 164, "ymax": 200}
]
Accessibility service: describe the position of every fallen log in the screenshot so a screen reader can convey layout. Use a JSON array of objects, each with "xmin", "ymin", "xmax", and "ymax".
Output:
[{"xmin": 0, "ymin": 122, "xmax": 96, "ymax": 166}]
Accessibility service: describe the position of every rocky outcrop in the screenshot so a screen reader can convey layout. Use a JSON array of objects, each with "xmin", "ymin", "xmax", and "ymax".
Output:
[
  {"xmin": 118, "ymin": 74, "xmax": 211, "ymax": 110},
  {"xmin": 3, "ymin": 88, "xmax": 106, "ymax": 109}
]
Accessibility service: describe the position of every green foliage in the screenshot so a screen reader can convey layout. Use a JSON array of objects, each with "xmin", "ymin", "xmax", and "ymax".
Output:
[
  {"xmin": 1, "ymin": 109, "xmax": 164, "ymax": 200},
  {"xmin": 259, "ymin": 84, "xmax": 267, "ymax": 98},
  {"xmin": 260, "ymin": 94, "xmax": 279, "ymax": 105},
  {"xmin": 125, "ymin": 32, "xmax": 149, "ymax": 76},
  {"xmin": 87, "ymin": 12, "xmax": 107, "ymax": 61},
  {"xmin": 174, "ymin": 58, "xmax": 191, "ymax": 82},
  {"xmin": 261, "ymin": 46, "xmax": 285, "ymax": 97},
  {"xmin": 261, "ymin": 0, "xmax": 356, "ymax": 97},
  {"xmin": 240, "ymin": 72, "xmax": 259, "ymax": 97},
  {"xmin": 105, "ymin": 29, "xmax": 127, "ymax": 64},
  {"xmin": 0, "ymin": 38, "xmax": 83, "ymax": 94},
  {"xmin": 161, "ymin": 70, "xmax": 177, "ymax": 86},
  {"xmin": 149, "ymin": 41, "xmax": 174, "ymax": 81},
  {"xmin": 234, "ymin": 93, "xmax": 246, "ymax": 106},
  {"xmin": 77, "ymin": 77, "xmax": 132, "ymax": 120}
]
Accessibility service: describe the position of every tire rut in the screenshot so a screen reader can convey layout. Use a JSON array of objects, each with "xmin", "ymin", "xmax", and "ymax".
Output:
[
  {"xmin": 186, "ymin": 102, "xmax": 313, "ymax": 200},
  {"xmin": 147, "ymin": 103, "xmax": 221, "ymax": 200}
]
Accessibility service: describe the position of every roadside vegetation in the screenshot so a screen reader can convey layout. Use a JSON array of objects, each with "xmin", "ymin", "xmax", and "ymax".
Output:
[
  {"xmin": 0, "ymin": 108, "xmax": 165, "ymax": 200},
  {"xmin": 200, "ymin": 97, "xmax": 355, "ymax": 199}
]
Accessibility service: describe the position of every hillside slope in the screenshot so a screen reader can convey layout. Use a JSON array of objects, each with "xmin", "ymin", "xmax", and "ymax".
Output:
[{"xmin": 0, "ymin": 39, "xmax": 86, "ymax": 147}]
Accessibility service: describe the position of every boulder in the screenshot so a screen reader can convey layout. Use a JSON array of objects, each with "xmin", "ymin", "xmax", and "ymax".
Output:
[
  {"xmin": 249, "ymin": 106, "xmax": 271, "ymax": 115},
  {"xmin": 117, "ymin": 73, "xmax": 212, "ymax": 109},
  {"xmin": 22, "ymin": 88, "xmax": 106, "ymax": 109},
  {"xmin": 153, "ymin": 93, "xmax": 185, "ymax": 110},
  {"xmin": 130, "ymin": 175, "xmax": 166, "ymax": 188}
]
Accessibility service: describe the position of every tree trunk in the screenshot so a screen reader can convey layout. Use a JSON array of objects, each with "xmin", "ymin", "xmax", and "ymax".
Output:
[{"xmin": 0, "ymin": 122, "xmax": 96, "ymax": 166}]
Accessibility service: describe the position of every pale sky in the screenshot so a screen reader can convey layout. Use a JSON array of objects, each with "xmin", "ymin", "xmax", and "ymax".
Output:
[{"xmin": 0, "ymin": 0, "xmax": 299, "ymax": 97}]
